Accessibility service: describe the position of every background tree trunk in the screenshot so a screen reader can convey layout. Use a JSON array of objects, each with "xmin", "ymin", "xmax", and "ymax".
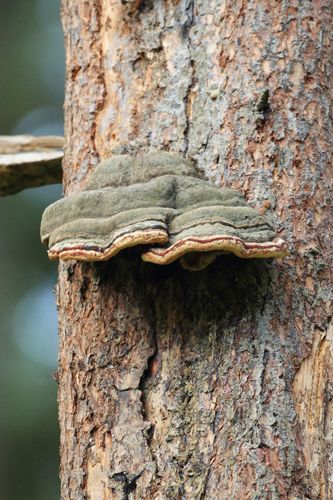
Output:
[{"xmin": 59, "ymin": 1, "xmax": 332, "ymax": 498}]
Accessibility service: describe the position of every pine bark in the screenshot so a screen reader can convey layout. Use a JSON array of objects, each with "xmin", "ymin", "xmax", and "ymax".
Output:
[{"xmin": 58, "ymin": 1, "xmax": 333, "ymax": 498}]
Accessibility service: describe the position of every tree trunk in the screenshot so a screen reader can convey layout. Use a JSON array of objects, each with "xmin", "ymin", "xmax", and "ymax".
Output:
[{"xmin": 58, "ymin": 1, "xmax": 333, "ymax": 498}]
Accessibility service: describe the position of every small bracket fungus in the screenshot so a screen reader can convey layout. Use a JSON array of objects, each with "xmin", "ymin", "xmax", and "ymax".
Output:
[{"xmin": 40, "ymin": 152, "xmax": 287, "ymax": 271}]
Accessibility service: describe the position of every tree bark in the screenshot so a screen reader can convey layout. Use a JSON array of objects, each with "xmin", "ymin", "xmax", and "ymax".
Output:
[{"xmin": 58, "ymin": 1, "xmax": 333, "ymax": 498}]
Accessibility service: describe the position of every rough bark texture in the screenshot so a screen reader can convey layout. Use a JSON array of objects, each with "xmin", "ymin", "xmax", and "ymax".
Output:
[{"xmin": 59, "ymin": 1, "xmax": 333, "ymax": 498}]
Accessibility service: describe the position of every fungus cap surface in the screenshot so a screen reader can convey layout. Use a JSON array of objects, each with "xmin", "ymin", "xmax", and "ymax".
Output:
[{"xmin": 40, "ymin": 153, "xmax": 288, "ymax": 270}]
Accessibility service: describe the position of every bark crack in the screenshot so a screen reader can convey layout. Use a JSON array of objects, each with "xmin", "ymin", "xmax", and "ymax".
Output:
[
  {"xmin": 138, "ymin": 329, "xmax": 158, "ymax": 422},
  {"xmin": 112, "ymin": 471, "xmax": 143, "ymax": 500},
  {"xmin": 183, "ymin": 1, "xmax": 195, "ymax": 155},
  {"xmin": 137, "ymin": 310, "xmax": 159, "ymax": 480}
]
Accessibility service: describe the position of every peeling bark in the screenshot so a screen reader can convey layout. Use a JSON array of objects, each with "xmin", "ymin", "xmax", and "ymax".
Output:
[{"xmin": 59, "ymin": 1, "xmax": 333, "ymax": 498}]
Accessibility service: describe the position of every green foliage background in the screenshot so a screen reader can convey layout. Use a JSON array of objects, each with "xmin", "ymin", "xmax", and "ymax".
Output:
[{"xmin": 0, "ymin": 1, "xmax": 64, "ymax": 498}]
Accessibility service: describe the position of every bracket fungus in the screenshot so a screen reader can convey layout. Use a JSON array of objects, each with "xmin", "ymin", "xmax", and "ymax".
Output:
[{"xmin": 40, "ymin": 152, "xmax": 287, "ymax": 271}]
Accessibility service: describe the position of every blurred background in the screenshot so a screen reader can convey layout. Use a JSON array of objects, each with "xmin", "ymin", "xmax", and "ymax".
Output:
[{"xmin": 0, "ymin": 1, "xmax": 64, "ymax": 498}]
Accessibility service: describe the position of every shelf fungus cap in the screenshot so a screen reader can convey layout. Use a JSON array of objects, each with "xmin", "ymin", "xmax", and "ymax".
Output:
[{"xmin": 40, "ymin": 152, "xmax": 288, "ymax": 270}]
